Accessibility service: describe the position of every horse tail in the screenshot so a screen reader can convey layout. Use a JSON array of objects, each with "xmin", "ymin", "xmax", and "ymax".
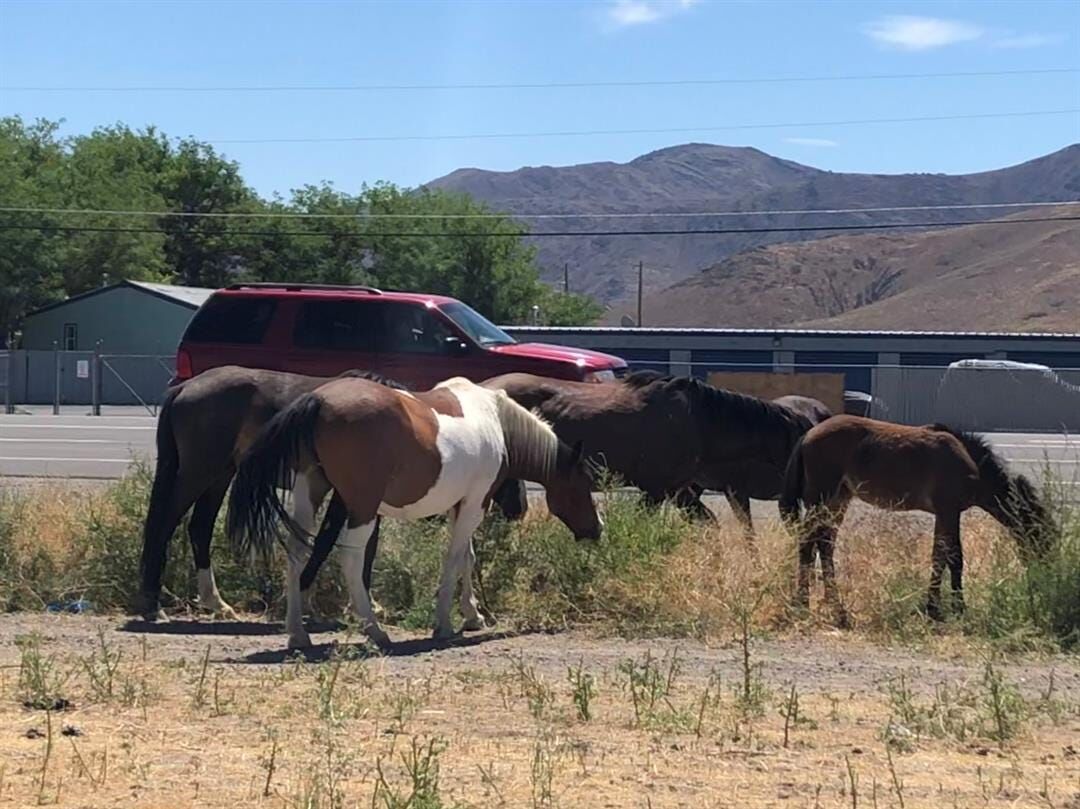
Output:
[
  {"xmin": 299, "ymin": 491, "xmax": 349, "ymax": 592},
  {"xmin": 227, "ymin": 393, "xmax": 323, "ymax": 559},
  {"xmin": 779, "ymin": 434, "xmax": 807, "ymax": 523},
  {"xmin": 140, "ymin": 384, "xmax": 183, "ymax": 602}
]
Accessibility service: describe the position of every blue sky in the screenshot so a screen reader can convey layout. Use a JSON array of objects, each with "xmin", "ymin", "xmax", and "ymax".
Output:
[{"xmin": 1, "ymin": 0, "xmax": 1078, "ymax": 199}]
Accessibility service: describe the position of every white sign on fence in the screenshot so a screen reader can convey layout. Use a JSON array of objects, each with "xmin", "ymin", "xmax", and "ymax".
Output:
[{"xmin": 76, "ymin": 360, "xmax": 89, "ymax": 379}]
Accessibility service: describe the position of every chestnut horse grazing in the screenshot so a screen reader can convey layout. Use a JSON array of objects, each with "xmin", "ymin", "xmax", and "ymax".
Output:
[
  {"xmin": 227, "ymin": 376, "xmax": 600, "ymax": 650},
  {"xmin": 780, "ymin": 415, "xmax": 1051, "ymax": 626}
]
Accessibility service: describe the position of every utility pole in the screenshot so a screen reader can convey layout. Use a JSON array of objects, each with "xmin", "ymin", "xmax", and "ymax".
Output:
[
  {"xmin": 636, "ymin": 261, "xmax": 643, "ymax": 327},
  {"xmin": 563, "ymin": 262, "xmax": 569, "ymax": 294}
]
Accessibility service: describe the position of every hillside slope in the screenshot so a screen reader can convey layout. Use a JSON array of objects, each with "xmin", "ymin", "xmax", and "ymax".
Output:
[
  {"xmin": 632, "ymin": 208, "xmax": 1080, "ymax": 332},
  {"xmin": 427, "ymin": 144, "xmax": 1080, "ymax": 305}
]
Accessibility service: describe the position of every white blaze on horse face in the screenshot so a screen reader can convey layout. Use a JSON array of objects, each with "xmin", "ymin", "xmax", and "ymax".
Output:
[{"xmin": 378, "ymin": 379, "xmax": 506, "ymax": 522}]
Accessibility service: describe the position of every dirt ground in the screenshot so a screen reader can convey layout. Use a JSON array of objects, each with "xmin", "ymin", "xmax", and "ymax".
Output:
[{"xmin": 1, "ymin": 613, "xmax": 1078, "ymax": 808}]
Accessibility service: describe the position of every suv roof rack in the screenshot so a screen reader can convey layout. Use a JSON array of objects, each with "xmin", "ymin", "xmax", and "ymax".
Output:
[{"xmin": 226, "ymin": 282, "xmax": 383, "ymax": 295}]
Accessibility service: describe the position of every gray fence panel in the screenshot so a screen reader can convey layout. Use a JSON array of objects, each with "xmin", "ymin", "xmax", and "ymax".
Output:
[
  {"xmin": 934, "ymin": 366, "xmax": 1080, "ymax": 433},
  {"xmin": 99, "ymin": 355, "xmax": 174, "ymax": 408},
  {"xmin": 0, "ymin": 350, "xmax": 174, "ymax": 408},
  {"xmin": 869, "ymin": 367, "xmax": 945, "ymax": 425}
]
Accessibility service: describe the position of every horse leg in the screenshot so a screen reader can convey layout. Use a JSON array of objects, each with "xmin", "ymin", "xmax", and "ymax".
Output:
[
  {"xmin": 363, "ymin": 517, "xmax": 385, "ymax": 619},
  {"xmin": 817, "ymin": 514, "xmax": 850, "ymax": 629},
  {"xmin": 190, "ymin": 473, "xmax": 237, "ymax": 620},
  {"xmin": 435, "ymin": 499, "xmax": 486, "ymax": 640},
  {"xmin": 725, "ymin": 490, "xmax": 755, "ymax": 543},
  {"xmin": 947, "ymin": 517, "xmax": 965, "ymax": 616},
  {"xmin": 795, "ymin": 521, "xmax": 817, "ymax": 610},
  {"xmin": 337, "ymin": 516, "xmax": 391, "ymax": 650},
  {"xmin": 927, "ymin": 510, "xmax": 960, "ymax": 621},
  {"xmin": 139, "ymin": 475, "xmax": 205, "ymax": 622},
  {"xmin": 283, "ymin": 472, "xmax": 328, "ymax": 650}
]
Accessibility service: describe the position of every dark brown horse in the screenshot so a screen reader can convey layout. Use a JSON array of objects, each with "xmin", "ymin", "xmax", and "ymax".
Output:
[
  {"xmin": 139, "ymin": 366, "xmax": 413, "ymax": 622},
  {"xmin": 227, "ymin": 376, "xmax": 600, "ymax": 649},
  {"xmin": 780, "ymin": 415, "xmax": 1052, "ymax": 626},
  {"xmin": 481, "ymin": 372, "xmax": 828, "ymax": 536}
]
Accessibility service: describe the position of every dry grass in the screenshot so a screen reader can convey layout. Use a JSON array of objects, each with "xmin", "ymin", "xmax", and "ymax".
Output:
[
  {"xmin": 1, "ymin": 471, "xmax": 1079, "ymax": 807},
  {"xmin": 1, "ymin": 470, "xmax": 1077, "ymax": 651},
  {"xmin": 0, "ymin": 624, "xmax": 1077, "ymax": 808}
]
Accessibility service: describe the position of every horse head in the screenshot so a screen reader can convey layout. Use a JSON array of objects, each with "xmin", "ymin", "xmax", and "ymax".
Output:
[
  {"xmin": 545, "ymin": 439, "xmax": 602, "ymax": 542},
  {"xmin": 1003, "ymin": 474, "xmax": 1056, "ymax": 561}
]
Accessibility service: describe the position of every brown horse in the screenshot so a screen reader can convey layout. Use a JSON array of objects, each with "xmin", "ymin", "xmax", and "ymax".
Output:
[
  {"xmin": 481, "ymin": 372, "xmax": 826, "ymax": 536},
  {"xmin": 227, "ymin": 376, "xmax": 600, "ymax": 649},
  {"xmin": 780, "ymin": 415, "xmax": 1052, "ymax": 625}
]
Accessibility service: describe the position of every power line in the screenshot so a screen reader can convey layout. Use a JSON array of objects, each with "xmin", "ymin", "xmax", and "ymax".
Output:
[
  {"xmin": 1, "ymin": 200, "xmax": 1077, "ymax": 220},
  {"xmin": 1, "ymin": 215, "xmax": 1075, "ymax": 239},
  {"xmin": 205, "ymin": 109, "xmax": 1080, "ymax": 144},
  {"xmin": 2, "ymin": 67, "xmax": 1076, "ymax": 93}
]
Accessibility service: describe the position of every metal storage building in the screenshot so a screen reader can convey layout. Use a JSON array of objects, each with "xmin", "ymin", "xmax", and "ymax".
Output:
[
  {"xmin": 20, "ymin": 280, "xmax": 214, "ymax": 354},
  {"xmin": 7, "ymin": 281, "xmax": 213, "ymax": 409}
]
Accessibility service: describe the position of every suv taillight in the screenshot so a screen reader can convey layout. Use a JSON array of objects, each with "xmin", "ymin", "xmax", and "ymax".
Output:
[{"xmin": 175, "ymin": 347, "xmax": 194, "ymax": 381}]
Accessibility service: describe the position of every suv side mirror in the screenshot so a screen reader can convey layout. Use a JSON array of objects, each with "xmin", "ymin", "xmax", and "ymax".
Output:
[{"xmin": 443, "ymin": 336, "xmax": 470, "ymax": 356}]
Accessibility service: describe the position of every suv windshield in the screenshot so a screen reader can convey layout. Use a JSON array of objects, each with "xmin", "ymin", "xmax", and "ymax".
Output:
[{"xmin": 440, "ymin": 301, "xmax": 515, "ymax": 346}]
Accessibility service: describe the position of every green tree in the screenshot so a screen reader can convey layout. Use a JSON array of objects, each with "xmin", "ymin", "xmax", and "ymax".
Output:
[
  {"xmin": 0, "ymin": 117, "xmax": 66, "ymax": 344},
  {"xmin": 157, "ymin": 139, "xmax": 259, "ymax": 288},
  {"xmin": 58, "ymin": 125, "xmax": 171, "ymax": 291},
  {"xmin": 0, "ymin": 117, "xmax": 603, "ymax": 341}
]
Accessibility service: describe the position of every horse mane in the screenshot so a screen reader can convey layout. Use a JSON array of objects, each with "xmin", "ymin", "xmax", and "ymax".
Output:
[
  {"xmin": 928, "ymin": 423, "xmax": 1011, "ymax": 487},
  {"xmin": 492, "ymin": 391, "xmax": 560, "ymax": 482},
  {"xmin": 337, "ymin": 369, "xmax": 410, "ymax": 391},
  {"xmin": 622, "ymin": 370, "xmax": 809, "ymax": 431}
]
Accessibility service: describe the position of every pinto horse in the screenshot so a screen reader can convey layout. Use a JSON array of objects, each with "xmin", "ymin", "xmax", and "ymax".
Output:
[
  {"xmin": 780, "ymin": 415, "xmax": 1052, "ymax": 626},
  {"xmin": 226, "ymin": 375, "xmax": 600, "ymax": 650},
  {"xmin": 481, "ymin": 372, "xmax": 823, "ymax": 536}
]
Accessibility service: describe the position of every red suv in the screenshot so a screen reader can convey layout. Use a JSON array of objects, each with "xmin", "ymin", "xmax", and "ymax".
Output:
[{"xmin": 173, "ymin": 283, "xmax": 627, "ymax": 389}]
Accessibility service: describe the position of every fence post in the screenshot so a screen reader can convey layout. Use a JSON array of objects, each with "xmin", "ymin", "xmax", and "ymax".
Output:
[
  {"xmin": 91, "ymin": 342, "xmax": 102, "ymax": 416},
  {"xmin": 3, "ymin": 353, "xmax": 12, "ymax": 415},
  {"xmin": 52, "ymin": 341, "xmax": 61, "ymax": 415}
]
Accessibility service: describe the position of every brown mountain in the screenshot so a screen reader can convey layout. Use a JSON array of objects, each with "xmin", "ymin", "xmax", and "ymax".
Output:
[
  {"xmin": 634, "ymin": 207, "xmax": 1080, "ymax": 332},
  {"xmin": 427, "ymin": 143, "xmax": 1080, "ymax": 306}
]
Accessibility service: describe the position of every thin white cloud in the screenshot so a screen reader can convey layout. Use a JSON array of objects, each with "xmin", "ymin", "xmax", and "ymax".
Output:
[
  {"xmin": 992, "ymin": 32, "xmax": 1064, "ymax": 49},
  {"xmin": 864, "ymin": 15, "xmax": 983, "ymax": 50},
  {"xmin": 784, "ymin": 137, "xmax": 838, "ymax": 148},
  {"xmin": 605, "ymin": 0, "xmax": 700, "ymax": 29}
]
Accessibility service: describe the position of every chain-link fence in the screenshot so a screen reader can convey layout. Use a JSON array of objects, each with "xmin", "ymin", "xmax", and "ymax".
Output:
[{"xmin": 2, "ymin": 350, "xmax": 1080, "ymax": 431}]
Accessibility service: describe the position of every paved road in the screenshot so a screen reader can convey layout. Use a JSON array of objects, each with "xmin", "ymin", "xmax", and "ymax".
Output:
[{"xmin": 1, "ymin": 412, "xmax": 1078, "ymax": 494}]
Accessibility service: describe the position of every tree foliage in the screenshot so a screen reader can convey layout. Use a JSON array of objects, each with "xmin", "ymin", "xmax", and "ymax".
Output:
[{"xmin": 0, "ymin": 116, "xmax": 601, "ymax": 344}]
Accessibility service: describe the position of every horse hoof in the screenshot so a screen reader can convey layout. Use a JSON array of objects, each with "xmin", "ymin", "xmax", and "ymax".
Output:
[
  {"xmin": 432, "ymin": 626, "xmax": 457, "ymax": 642},
  {"xmin": 143, "ymin": 609, "xmax": 169, "ymax": 623},
  {"xmin": 367, "ymin": 630, "xmax": 392, "ymax": 651},
  {"xmin": 217, "ymin": 605, "xmax": 239, "ymax": 622},
  {"xmin": 925, "ymin": 603, "xmax": 944, "ymax": 623},
  {"xmin": 835, "ymin": 611, "xmax": 852, "ymax": 630},
  {"xmin": 462, "ymin": 616, "xmax": 487, "ymax": 632},
  {"xmin": 287, "ymin": 631, "xmax": 313, "ymax": 650}
]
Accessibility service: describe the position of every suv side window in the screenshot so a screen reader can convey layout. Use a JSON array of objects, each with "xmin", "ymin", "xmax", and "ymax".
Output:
[
  {"xmin": 379, "ymin": 302, "xmax": 454, "ymax": 355},
  {"xmin": 293, "ymin": 300, "xmax": 377, "ymax": 351},
  {"xmin": 184, "ymin": 297, "xmax": 277, "ymax": 344}
]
